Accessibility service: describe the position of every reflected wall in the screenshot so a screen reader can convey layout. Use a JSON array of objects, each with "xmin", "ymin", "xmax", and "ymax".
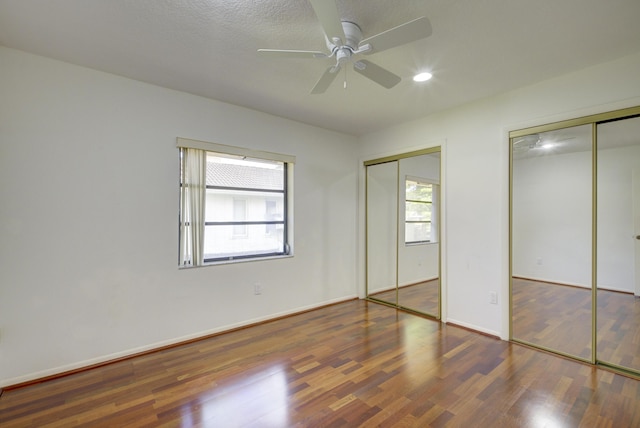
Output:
[{"xmin": 367, "ymin": 161, "xmax": 398, "ymax": 306}]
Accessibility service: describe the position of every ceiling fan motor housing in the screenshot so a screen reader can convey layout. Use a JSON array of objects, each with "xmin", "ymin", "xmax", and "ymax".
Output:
[{"xmin": 327, "ymin": 21, "xmax": 363, "ymax": 52}]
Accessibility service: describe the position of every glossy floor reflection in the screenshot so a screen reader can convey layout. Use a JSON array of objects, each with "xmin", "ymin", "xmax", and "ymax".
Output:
[
  {"xmin": 1, "ymin": 300, "xmax": 639, "ymax": 426},
  {"xmin": 371, "ymin": 279, "xmax": 439, "ymax": 316}
]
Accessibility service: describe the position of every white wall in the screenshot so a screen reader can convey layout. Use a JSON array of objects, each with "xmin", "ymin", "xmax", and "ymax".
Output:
[
  {"xmin": 359, "ymin": 51, "xmax": 640, "ymax": 338},
  {"xmin": 0, "ymin": 47, "xmax": 359, "ymax": 386}
]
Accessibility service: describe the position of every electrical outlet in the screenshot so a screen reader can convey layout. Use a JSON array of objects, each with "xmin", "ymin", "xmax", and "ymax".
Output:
[
  {"xmin": 254, "ymin": 283, "xmax": 262, "ymax": 295},
  {"xmin": 489, "ymin": 291, "xmax": 498, "ymax": 304}
]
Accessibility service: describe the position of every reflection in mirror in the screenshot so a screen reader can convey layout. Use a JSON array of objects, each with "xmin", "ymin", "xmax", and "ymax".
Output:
[
  {"xmin": 597, "ymin": 116, "xmax": 640, "ymax": 373},
  {"xmin": 366, "ymin": 149, "xmax": 441, "ymax": 318},
  {"xmin": 398, "ymin": 154, "xmax": 440, "ymax": 317},
  {"xmin": 511, "ymin": 124, "xmax": 593, "ymax": 360},
  {"xmin": 367, "ymin": 161, "xmax": 398, "ymax": 306}
]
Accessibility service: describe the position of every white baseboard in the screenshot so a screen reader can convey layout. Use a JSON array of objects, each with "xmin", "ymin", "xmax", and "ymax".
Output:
[
  {"xmin": 1, "ymin": 295, "xmax": 358, "ymax": 388},
  {"xmin": 445, "ymin": 317, "xmax": 503, "ymax": 340}
]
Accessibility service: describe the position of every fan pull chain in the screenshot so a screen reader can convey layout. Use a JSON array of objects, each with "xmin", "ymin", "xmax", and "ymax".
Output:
[{"xmin": 343, "ymin": 66, "xmax": 347, "ymax": 89}]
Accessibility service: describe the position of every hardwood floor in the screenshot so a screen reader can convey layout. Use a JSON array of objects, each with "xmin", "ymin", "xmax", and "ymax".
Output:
[
  {"xmin": 2, "ymin": 299, "xmax": 640, "ymax": 427},
  {"xmin": 370, "ymin": 279, "xmax": 440, "ymax": 316},
  {"xmin": 513, "ymin": 277, "xmax": 640, "ymax": 372}
]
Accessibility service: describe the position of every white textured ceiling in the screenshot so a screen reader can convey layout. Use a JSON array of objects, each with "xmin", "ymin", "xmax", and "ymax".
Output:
[{"xmin": 1, "ymin": 0, "xmax": 640, "ymax": 136}]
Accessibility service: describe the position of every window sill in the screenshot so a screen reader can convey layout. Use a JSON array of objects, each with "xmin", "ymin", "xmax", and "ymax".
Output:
[{"xmin": 179, "ymin": 253, "xmax": 293, "ymax": 269}]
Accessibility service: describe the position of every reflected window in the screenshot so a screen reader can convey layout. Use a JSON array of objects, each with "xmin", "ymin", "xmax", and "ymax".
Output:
[{"xmin": 405, "ymin": 178, "xmax": 433, "ymax": 244}]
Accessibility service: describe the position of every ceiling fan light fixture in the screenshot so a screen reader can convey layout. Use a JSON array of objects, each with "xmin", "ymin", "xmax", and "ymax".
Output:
[{"xmin": 413, "ymin": 72, "xmax": 433, "ymax": 82}]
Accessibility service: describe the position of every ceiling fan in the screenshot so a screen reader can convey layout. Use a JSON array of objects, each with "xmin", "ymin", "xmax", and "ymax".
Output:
[
  {"xmin": 512, "ymin": 133, "xmax": 578, "ymax": 158},
  {"xmin": 258, "ymin": 0, "xmax": 432, "ymax": 94}
]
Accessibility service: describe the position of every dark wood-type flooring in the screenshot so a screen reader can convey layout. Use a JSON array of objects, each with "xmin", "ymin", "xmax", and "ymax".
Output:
[
  {"xmin": 2, "ymin": 299, "xmax": 640, "ymax": 427},
  {"xmin": 512, "ymin": 278, "xmax": 640, "ymax": 372}
]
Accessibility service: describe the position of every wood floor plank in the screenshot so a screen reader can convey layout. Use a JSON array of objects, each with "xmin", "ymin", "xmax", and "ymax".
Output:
[{"xmin": 2, "ymin": 299, "xmax": 640, "ymax": 427}]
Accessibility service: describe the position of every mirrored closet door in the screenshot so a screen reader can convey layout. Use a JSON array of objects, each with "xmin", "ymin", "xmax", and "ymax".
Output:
[
  {"xmin": 511, "ymin": 124, "xmax": 593, "ymax": 361},
  {"xmin": 510, "ymin": 105, "xmax": 640, "ymax": 376},
  {"xmin": 366, "ymin": 148, "xmax": 441, "ymax": 318}
]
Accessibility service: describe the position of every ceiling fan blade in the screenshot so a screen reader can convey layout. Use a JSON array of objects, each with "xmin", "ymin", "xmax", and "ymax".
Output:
[
  {"xmin": 309, "ymin": 0, "xmax": 346, "ymax": 44},
  {"xmin": 353, "ymin": 60, "xmax": 401, "ymax": 89},
  {"xmin": 258, "ymin": 49, "xmax": 328, "ymax": 59},
  {"xmin": 359, "ymin": 16, "xmax": 432, "ymax": 54},
  {"xmin": 311, "ymin": 65, "xmax": 340, "ymax": 94}
]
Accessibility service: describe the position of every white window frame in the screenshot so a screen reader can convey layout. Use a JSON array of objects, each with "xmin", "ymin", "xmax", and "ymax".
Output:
[{"xmin": 177, "ymin": 138, "xmax": 295, "ymax": 266}]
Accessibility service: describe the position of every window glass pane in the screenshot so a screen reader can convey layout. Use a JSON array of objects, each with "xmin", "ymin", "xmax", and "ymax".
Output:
[
  {"xmin": 204, "ymin": 224, "xmax": 284, "ymax": 260},
  {"xmin": 232, "ymin": 199, "xmax": 247, "ymax": 236},
  {"xmin": 406, "ymin": 181, "xmax": 432, "ymax": 202},
  {"xmin": 406, "ymin": 201, "xmax": 432, "ymax": 222},
  {"xmin": 405, "ymin": 222, "xmax": 431, "ymax": 243},
  {"xmin": 205, "ymin": 190, "xmax": 284, "ymax": 222},
  {"xmin": 206, "ymin": 153, "xmax": 284, "ymax": 191}
]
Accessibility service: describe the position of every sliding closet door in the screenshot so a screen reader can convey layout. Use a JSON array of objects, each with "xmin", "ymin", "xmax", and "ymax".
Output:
[
  {"xmin": 366, "ymin": 147, "xmax": 442, "ymax": 317},
  {"xmin": 511, "ymin": 124, "xmax": 593, "ymax": 361},
  {"xmin": 596, "ymin": 115, "xmax": 640, "ymax": 373},
  {"xmin": 511, "ymin": 106, "xmax": 640, "ymax": 375}
]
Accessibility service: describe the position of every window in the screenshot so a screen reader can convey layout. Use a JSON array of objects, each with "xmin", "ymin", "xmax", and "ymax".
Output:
[
  {"xmin": 405, "ymin": 178, "xmax": 434, "ymax": 244},
  {"xmin": 178, "ymin": 138, "xmax": 294, "ymax": 266}
]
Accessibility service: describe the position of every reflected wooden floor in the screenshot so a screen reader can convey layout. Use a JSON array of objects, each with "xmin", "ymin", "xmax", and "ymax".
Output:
[
  {"xmin": 2, "ymin": 300, "xmax": 640, "ymax": 427},
  {"xmin": 371, "ymin": 279, "xmax": 439, "ymax": 316},
  {"xmin": 512, "ymin": 278, "xmax": 593, "ymax": 359},
  {"xmin": 596, "ymin": 288, "xmax": 640, "ymax": 370},
  {"xmin": 513, "ymin": 278, "xmax": 640, "ymax": 372}
]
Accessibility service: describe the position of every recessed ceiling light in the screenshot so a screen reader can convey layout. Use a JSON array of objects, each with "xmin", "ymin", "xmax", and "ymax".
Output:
[
  {"xmin": 541, "ymin": 143, "xmax": 554, "ymax": 149},
  {"xmin": 413, "ymin": 72, "xmax": 433, "ymax": 82}
]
